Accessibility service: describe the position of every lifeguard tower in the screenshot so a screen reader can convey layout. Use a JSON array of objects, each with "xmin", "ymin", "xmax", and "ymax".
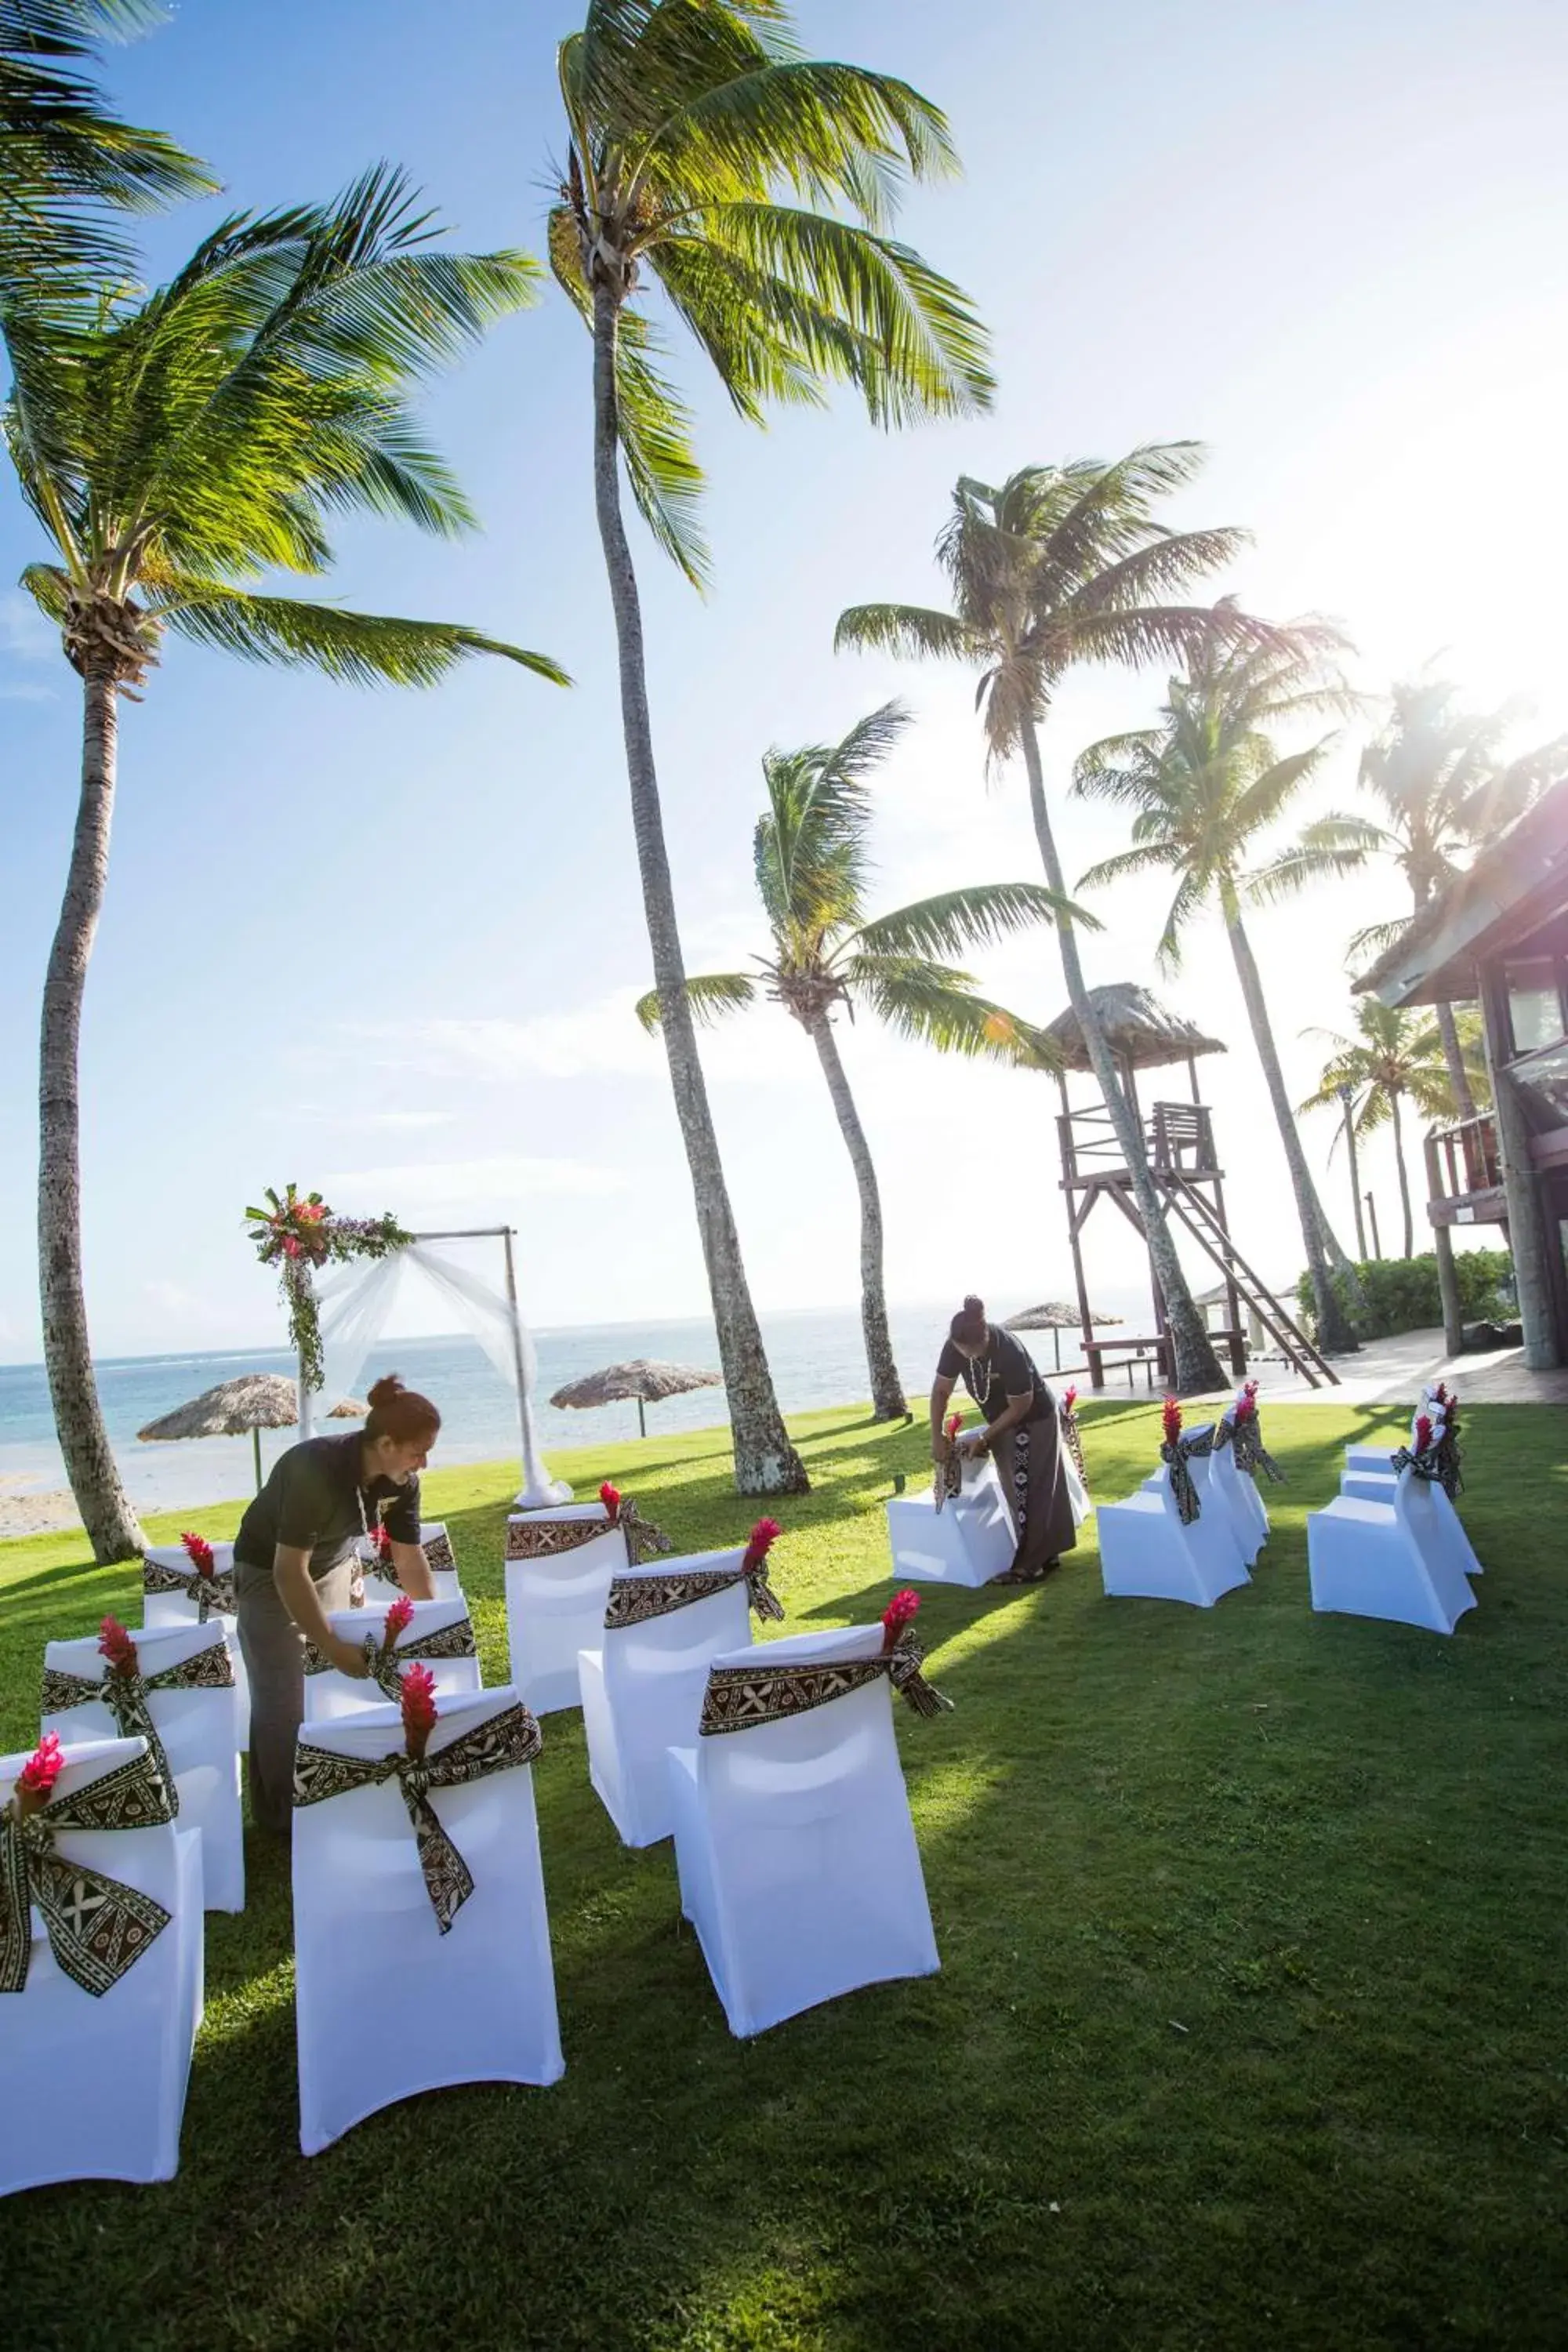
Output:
[{"xmin": 1043, "ymin": 985, "xmax": 1337, "ymax": 1392}]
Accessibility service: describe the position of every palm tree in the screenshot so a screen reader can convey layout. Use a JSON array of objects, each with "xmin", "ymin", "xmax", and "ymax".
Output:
[
  {"xmin": 8, "ymin": 169, "xmax": 568, "ymax": 1561},
  {"xmin": 1072, "ymin": 623, "xmax": 1368, "ymax": 1353},
  {"xmin": 1299, "ymin": 1002, "xmax": 1486, "ymax": 1260},
  {"xmin": 634, "ymin": 702, "xmax": 1075, "ymax": 1419},
  {"xmin": 837, "ymin": 449, "xmax": 1265, "ymax": 1393},
  {"xmin": 548, "ymin": 0, "xmax": 992, "ymax": 1494},
  {"xmin": 1344, "ymin": 680, "xmax": 1567, "ymax": 1116}
]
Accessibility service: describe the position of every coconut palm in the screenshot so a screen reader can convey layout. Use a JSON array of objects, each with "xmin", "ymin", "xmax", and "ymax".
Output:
[
  {"xmin": 1341, "ymin": 679, "xmax": 1568, "ymax": 1116},
  {"xmin": 9, "ymin": 169, "xmax": 568, "ymax": 1561},
  {"xmin": 1299, "ymin": 1002, "xmax": 1486, "ymax": 1260},
  {"xmin": 547, "ymin": 0, "xmax": 992, "ymax": 1493},
  {"xmin": 1072, "ymin": 622, "xmax": 1368, "ymax": 1352},
  {"xmin": 836, "ymin": 448, "xmax": 1268, "ymax": 1392},
  {"xmin": 635, "ymin": 702, "xmax": 1076, "ymax": 1420}
]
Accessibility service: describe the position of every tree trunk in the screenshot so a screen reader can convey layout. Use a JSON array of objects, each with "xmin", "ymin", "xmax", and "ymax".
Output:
[
  {"xmin": 38, "ymin": 666, "xmax": 145, "ymax": 1560},
  {"xmin": 1436, "ymin": 998, "xmax": 1479, "ymax": 1120},
  {"xmin": 1018, "ymin": 714, "xmax": 1224, "ymax": 1392},
  {"xmin": 1390, "ymin": 1090, "xmax": 1414, "ymax": 1258},
  {"xmin": 1342, "ymin": 1099, "xmax": 1367, "ymax": 1261},
  {"xmin": 590, "ymin": 281, "xmax": 807, "ymax": 1494},
  {"xmin": 1225, "ymin": 910, "xmax": 1359, "ymax": 1353},
  {"xmin": 806, "ymin": 1009, "xmax": 908, "ymax": 1419}
]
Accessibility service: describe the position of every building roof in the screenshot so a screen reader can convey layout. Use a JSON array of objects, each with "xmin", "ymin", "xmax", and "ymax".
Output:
[
  {"xmin": 1356, "ymin": 778, "xmax": 1568, "ymax": 1008},
  {"xmin": 1038, "ymin": 982, "xmax": 1225, "ymax": 1073}
]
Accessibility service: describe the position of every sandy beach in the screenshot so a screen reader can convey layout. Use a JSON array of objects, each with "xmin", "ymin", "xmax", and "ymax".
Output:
[{"xmin": 0, "ymin": 1475, "xmax": 82, "ymax": 1538}]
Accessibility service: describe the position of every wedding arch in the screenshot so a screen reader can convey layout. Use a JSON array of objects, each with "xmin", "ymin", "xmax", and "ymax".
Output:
[{"xmin": 246, "ymin": 1187, "xmax": 568, "ymax": 1506}]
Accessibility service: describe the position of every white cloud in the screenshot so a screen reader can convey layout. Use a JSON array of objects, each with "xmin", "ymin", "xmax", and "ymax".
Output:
[
  {"xmin": 0, "ymin": 682, "xmax": 54, "ymax": 703},
  {"xmin": 347, "ymin": 997, "xmax": 656, "ymax": 1083},
  {"xmin": 318, "ymin": 1155, "xmax": 629, "ymax": 1206}
]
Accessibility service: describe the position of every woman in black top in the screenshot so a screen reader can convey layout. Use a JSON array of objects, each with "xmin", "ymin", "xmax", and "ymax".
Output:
[
  {"xmin": 233, "ymin": 1373, "xmax": 440, "ymax": 1835},
  {"xmin": 931, "ymin": 1295, "xmax": 1076, "ymax": 1579}
]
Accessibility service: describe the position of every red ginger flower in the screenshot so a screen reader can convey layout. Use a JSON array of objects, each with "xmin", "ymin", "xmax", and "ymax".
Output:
[
  {"xmin": 368, "ymin": 1520, "xmax": 394, "ymax": 1559},
  {"xmin": 16, "ymin": 1730, "xmax": 64, "ymax": 1802},
  {"xmin": 882, "ymin": 1588, "xmax": 920, "ymax": 1650},
  {"xmin": 1234, "ymin": 1387, "xmax": 1257, "ymax": 1422},
  {"xmin": 943, "ymin": 1412, "xmax": 963, "ymax": 1439},
  {"xmin": 401, "ymin": 1663, "xmax": 437, "ymax": 1760},
  {"xmin": 1161, "ymin": 1395, "xmax": 1183, "ymax": 1446},
  {"xmin": 180, "ymin": 1530, "xmax": 216, "ymax": 1577},
  {"xmin": 599, "ymin": 1481, "xmax": 621, "ymax": 1522},
  {"xmin": 384, "ymin": 1595, "xmax": 415, "ymax": 1642},
  {"xmin": 1062, "ymin": 1386, "xmax": 1077, "ymax": 1415},
  {"xmin": 98, "ymin": 1616, "xmax": 139, "ymax": 1677},
  {"xmin": 743, "ymin": 1517, "xmax": 782, "ymax": 1570},
  {"xmin": 1414, "ymin": 1414, "xmax": 1434, "ymax": 1454}
]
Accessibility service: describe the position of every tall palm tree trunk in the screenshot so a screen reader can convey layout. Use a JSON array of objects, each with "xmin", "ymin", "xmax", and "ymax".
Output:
[
  {"xmin": 1435, "ymin": 1000, "xmax": 1479, "ymax": 1120},
  {"xmin": 1018, "ymin": 715, "xmax": 1224, "ymax": 1392},
  {"xmin": 1224, "ymin": 909, "xmax": 1359, "ymax": 1354},
  {"xmin": 1390, "ymin": 1091, "xmax": 1414, "ymax": 1257},
  {"xmin": 590, "ymin": 284, "xmax": 807, "ymax": 1494},
  {"xmin": 39, "ymin": 666, "xmax": 145, "ymax": 1560},
  {"xmin": 1342, "ymin": 1098, "xmax": 1368, "ymax": 1260},
  {"xmin": 805, "ymin": 1010, "xmax": 908, "ymax": 1420}
]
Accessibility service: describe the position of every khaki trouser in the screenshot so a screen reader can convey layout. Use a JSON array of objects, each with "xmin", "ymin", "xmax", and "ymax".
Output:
[{"xmin": 234, "ymin": 1551, "xmax": 356, "ymax": 1836}]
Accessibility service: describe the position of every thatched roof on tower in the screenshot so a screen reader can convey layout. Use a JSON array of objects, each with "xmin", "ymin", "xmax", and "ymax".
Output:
[{"xmin": 1039, "ymin": 984, "xmax": 1225, "ymax": 1073}]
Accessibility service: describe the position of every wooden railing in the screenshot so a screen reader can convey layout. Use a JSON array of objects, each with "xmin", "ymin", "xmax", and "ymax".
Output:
[{"xmin": 1428, "ymin": 1112, "xmax": 1500, "ymax": 1203}]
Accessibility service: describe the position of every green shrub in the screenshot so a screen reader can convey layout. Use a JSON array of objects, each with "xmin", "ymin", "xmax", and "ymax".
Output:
[{"xmin": 1294, "ymin": 1247, "xmax": 1514, "ymax": 1340}]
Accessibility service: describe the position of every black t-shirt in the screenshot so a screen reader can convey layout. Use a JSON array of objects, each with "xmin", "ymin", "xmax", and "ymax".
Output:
[
  {"xmin": 233, "ymin": 1430, "xmax": 421, "ymax": 1577},
  {"xmin": 936, "ymin": 1327, "xmax": 1053, "ymax": 1425}
]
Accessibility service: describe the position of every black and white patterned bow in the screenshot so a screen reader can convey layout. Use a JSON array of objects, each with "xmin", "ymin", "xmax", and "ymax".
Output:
[
  {"xmin": 303, "ymin": 1613, "xmax": 478, "ymax": 1703},
  {"xmin": 1160, "ymin": 1428, "xmax": 1212, "ymax": 1526},
  {"xmin": 292, "ymin": 1700, "xmax": 544, "ymax": 1934},
  {"xmin": 42, "ymin": 1640, "xmax": 235, "ymax": 1818},
  {"xmin": 142, "ymin": 1555, "xmax": 237, "ymax": 1621},
  {"xmin": 699, "ymin": 1630, "xmax": 952, "ymax": 1735},
  {"xmin": 0, "ymin": 1748, "xmax": 176, "ymax": 1998},
  {"xmin": 1058, "ymin": 1399, "xmax": 1087, "ymax": 1486},
  {"xmin": 605, "ymin": 1551, "xmax": 785, "ymax": 1628},
  {"xmin": 1215, "ymin": 1410, "xmax": 1283, "ymax": 1485}
]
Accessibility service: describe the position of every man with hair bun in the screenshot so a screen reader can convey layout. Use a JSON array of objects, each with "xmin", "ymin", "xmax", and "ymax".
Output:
[
  {"xmin": 232, "ymin": 1373, "xmax": 442, "ymax": 1836},
  {"xmin": 931, "ymin": 1297, "xmax": 1076, "ymax": 1581}
]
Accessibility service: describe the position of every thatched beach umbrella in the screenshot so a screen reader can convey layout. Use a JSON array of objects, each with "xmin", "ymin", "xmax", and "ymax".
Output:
[
  {"xmin": 137, "ymin": 1374, "xmax": 364, "ymax": 1492},
  {"xmin": 1005, "ymin": 1301, "xmax": 1123, "ymax": 1370},
  {"xmin": 549, "ymin": 1358, "xmax": 722, "ymax": 1439}
]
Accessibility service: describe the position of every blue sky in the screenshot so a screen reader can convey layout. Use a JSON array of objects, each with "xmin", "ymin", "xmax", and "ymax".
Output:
[{"xmin": 2, "ymin": 0, "xmax": 1564, "ymax": 1362}]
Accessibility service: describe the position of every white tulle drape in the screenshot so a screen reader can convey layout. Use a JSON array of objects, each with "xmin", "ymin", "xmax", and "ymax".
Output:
[{"xmin": 300, "ymin": 1243, "xmax": 570, "ymax": 1506}]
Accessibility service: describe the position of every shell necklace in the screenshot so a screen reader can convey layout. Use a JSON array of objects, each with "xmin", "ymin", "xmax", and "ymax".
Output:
[{"xmin": 967, "ymin": 1341, "xmax": 995, "ymax": 1410}]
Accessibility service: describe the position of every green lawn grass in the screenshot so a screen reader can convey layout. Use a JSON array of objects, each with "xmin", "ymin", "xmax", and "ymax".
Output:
[{"xmin": 2, "ymin": 1397, "xmax": 1566, "ymax": 2351}]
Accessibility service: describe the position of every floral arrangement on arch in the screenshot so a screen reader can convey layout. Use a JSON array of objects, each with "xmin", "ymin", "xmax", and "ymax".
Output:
[{"xmin": 245, "ymin": 1183, "xmax": 411, "ymax": 1392}]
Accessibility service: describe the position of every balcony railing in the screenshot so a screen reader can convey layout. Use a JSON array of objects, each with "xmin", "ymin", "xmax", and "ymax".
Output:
[{"xmin": 1428, "ymin": 1112, "xmax": 1500, "ymax": 1205}]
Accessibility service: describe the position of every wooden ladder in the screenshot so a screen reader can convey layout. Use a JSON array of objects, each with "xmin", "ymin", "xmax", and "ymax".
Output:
[{"xmin": 1160, "ymin": 1171, "xmax": 1339, "ymax": 1388}]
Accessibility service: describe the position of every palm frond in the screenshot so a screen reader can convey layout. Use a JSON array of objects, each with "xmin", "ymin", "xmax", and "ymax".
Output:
[
  {"xmin": 849, "ymin": 878, "xmax": 1090, "ymax": 960},
  {"xmin": 159, "ymin": 585, "xmax": 570, "ymax": 688},
  {"xmin": 848, "ymin": 956, "xmax": 1036, "ymax": 1062},
  {"xmin": 634, "ymin": 971, "xmax": 758, "ymax": 1031},
  {"xmin": 833, "ymin": 601, "xmax": 976, "ymax": 661}
]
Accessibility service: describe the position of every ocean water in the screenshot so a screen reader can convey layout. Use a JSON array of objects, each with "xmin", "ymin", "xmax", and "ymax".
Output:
[{"xmin": 0, "ymin": 1300, "xmax": 1116, "ymax": 1514}]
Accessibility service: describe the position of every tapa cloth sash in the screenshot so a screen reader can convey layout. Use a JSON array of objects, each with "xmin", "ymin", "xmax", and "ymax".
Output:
[
  {"xmin": 1390, "ymin": 1435, "xmax": 1463, "ymax": 1499},
  {"xmin": 303, "ymin": 1614, "xmax": 478, "ymax": 1704},
  {"xmin": 1214, "ymin": 1410, "xmax": 1283, "ymax": 1484},
  {"xmin": 1059, "ymin": 1400, "xmax": 1087, "ymax": 1486},
  {"xmin": 142, "ymin": 1555, "xmax": 237, "ymax": 1621},
  {"xmin": 505, "ymin": 1502, "xmax": 671, "ymax": 1566},
  {"xmin": 292, "ymin": 1699, "xmax": 543, "ymax": 1934},
  {"xmin": 604, "ymin": 1554, "xmax": 785, "ymax": 1629},
  {"xmin": 1160, "ymin": 1428, "xmax": 1214, "ymax": 1526},
  {"xmin": 932, "ymin": 1440, "xmax": 962, "ymax": 1514},
  {"xmin": 699, "ymin": 1632, "xmax": 952, "ymax": 1736},
  {"xmin": 41, "ymin": 1641, "xmax": 235, "ymax": 1817},
  {"xmin": 360, "ymin": 1526, "xmax": 458, "ymax": 1583},
  {"xmin": 0, "ymin": 1747, "xmax": 176, "ymax": 1998}
]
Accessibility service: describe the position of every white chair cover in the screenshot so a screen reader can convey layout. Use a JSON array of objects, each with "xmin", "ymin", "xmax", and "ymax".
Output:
[
  {"xmin": 303, "ymin": 1597, "xmax": 482, "ymax": 1723},
  {"xmin": 667, "ymin": 1624, "xmax": 940, "ymax": 2038},
  {"xmin": 885, "ymin": 1452, "xmax": 1015, "ymax": 1588},
  {"xmin": 292, "ymin": 1686, "xmax": 563, "ymax": 2154},
  {"xmin": 579, "ymin": 1549, "xmax": 753, "ymax": 1849},
  {"xmin": 42, "ymin": 1621, "xmax": 244, "ymax": 1913},
  {"xmin": 1344, "ymin": 1423, "xmax": 1483, "ymax": 1577},
  {"xmin": 0, "ymin": 1734, "xmax": 202, "ymax": 2193},
  {"xmin": 505, "ymin": 1505, "xmax": 627, "ymax": 1714},
  {"xmin": 354, "ymin": 1520, "xmax": 465, "ymax": 1606},
  {"xmin": 143, "ymin": 1540, "xmax": 251, "ymax": 1751},
  {"xmin": 1104, "ymin": 1430, "xmax": 1251, "ymax": 1607},
  {"xmin": 1309, "ymin": 1465, "xmax": 1477, "ymax": 1633}
]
